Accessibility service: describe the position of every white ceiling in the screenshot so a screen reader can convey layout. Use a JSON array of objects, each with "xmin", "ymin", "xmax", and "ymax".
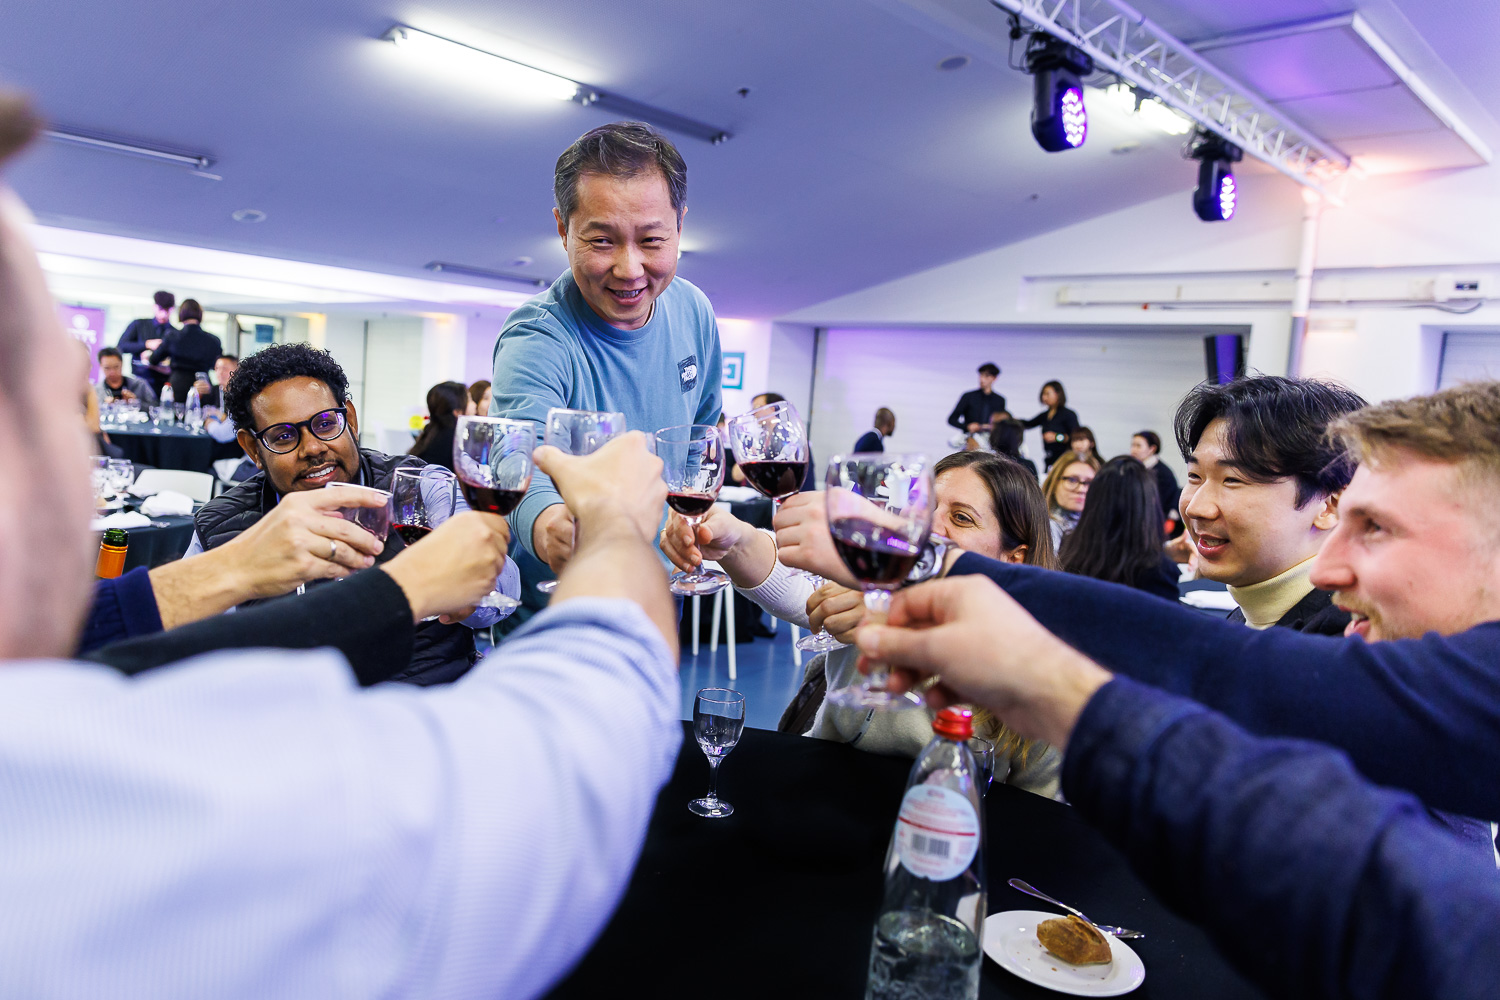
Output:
[{"xmin": 2, "ymin": 0, "xmax": 1496, "ymax": 319}]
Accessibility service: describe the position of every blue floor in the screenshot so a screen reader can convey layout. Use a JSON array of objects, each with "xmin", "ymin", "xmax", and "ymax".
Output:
[{"xmin": 678, "ymin": 617, "xmax": 805, "ymax": 731}]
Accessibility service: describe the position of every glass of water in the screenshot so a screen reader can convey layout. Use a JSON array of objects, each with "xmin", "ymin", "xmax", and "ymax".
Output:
[
  {"xmin": 689, "ymin": 687, "xmax": 746, "ymax": 819},
  {"xmin": 535, "ymin": 407, "xmax": 626, "ymax": 595}
]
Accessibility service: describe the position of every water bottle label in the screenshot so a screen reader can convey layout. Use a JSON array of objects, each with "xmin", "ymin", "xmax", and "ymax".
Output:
[{"xmin": 895, "ymin": 785, "xmax": 979, "ymax": 881}]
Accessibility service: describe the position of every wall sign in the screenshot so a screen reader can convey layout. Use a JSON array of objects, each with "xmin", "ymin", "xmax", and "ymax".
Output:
[
  {"xmin": 59, "ymin": 304, "xmax": 106, "ymax": 384},
  {"xmin": 722, "ymin": 351, "xmax": 745, "ymax": 390}
]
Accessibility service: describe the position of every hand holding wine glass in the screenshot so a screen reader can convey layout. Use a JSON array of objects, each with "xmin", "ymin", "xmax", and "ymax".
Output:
[
  {"xmin": 824, "ymin": 453, "xmax": 934, "ymax": 711},
  {"xmin": 532, "ymin": 431, "xmax": 666, "ymax": 542},
  {"xmin": 534, "ymin": 408, "xmax": 627, "ymax": 594},
  {"xmin": 453, "ymin": 416, "xmax": 534, "ymax": 610},
  {"xmin": 654, "ymin": 424, "xmax": 729, "ymax": 596}
]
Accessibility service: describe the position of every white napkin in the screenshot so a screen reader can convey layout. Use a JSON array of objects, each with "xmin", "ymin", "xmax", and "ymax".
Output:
[
  {"xmin": 1179, "ymin": 588, "xmax": 1239, "ymax": 611},
  {"xmin": 141, "ymin": 490, "xmax": 194, "ymax": 517},
  {"xmin": 127, "ymin": 480, "xmax": 157, "ymax": 498},
  {"xmin": 90, "ymin": 511, "xmax": 152, "ymax": 531},
  {"xmin": 717, "ymin": 485, "xmax": 761, "ymax": 503}
]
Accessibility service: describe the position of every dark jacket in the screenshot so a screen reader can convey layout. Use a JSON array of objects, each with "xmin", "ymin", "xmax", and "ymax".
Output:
[
  {"xmin": 946, "ymin": 388, "xmax": 1007, "ymax": 431},
  {"xmin": 411, "ymin": 424, "xmax": 457, "ymax": 472},
  {"xmin": 117, "ymin": 318, "xmax": 175, "ymax": 389},
  {"xmin": 1023, "ymin": 406, "xmax": 1081, "ymax": 467},
  {"xmin": 1150, "ymin": 461, "xmax": 1180, "ymax": 518},
  {"xmin": 153, "ymin": 323, "xmax": 223, "ymax": 402},
  {"xmin": 193, "ymin": 448, "xmax": 477, "ymax": 685},
  {"xmin": 852, "ymin": 430, "xmax": 884, "ymax": 454},
  {"xmin": 1227, "ymin": 585, "xmax": 1350, "ymax": 636}
]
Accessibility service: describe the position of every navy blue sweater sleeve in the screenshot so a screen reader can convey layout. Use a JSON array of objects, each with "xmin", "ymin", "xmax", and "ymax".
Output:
[
  {"xmin": 76, "ymin": 568, "xmax": 164, "ymax": 654},
  {"xmin": 948, "ymin": 552, "xmax": 1500, "ymax": 820},
  {"xmin": 1065, "ymin": 677, "xmax": 1500, "ymax": 1000}
]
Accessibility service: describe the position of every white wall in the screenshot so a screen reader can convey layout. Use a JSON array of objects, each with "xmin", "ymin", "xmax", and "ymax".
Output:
[
  {"xmin": 717, "ymin": 318, "xmax": 772, "ymax": 420},
  {"xmin": 782, "ymin": 164, "xmax": 1500, "ymax": 406}
]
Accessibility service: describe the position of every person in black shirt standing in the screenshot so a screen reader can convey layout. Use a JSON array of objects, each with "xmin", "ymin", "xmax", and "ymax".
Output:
[
  {"xmin": 853, "ymin": 407, "xmax": 895, "ymax": 454},
  {"xmin": 152, "ymin": 298, "xmax": 223, "ymax": 402},
  {"xmin": 946, "ymin": 362, "xmax": 1007, "ymax": 435},
  {"xmin": 115, "ymin": 290, "xmax": 177, "ymax": 394},
  {"xmin": 1024, "ymin": 380, "xmax": 1080, "ymax": 469},
  {"xmin": 1130, "ymin": 430, "xmax": 1180, "ymax": 528}
]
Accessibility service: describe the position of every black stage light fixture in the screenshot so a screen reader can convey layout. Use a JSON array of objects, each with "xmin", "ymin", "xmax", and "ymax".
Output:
[
  {"xmin": 1189, "ymin": 130, "xmax": 1244, "ymax": 221},
  {"xmin": 1026, "ymin": 35, "xmax": 1094, "ymax": 152}
]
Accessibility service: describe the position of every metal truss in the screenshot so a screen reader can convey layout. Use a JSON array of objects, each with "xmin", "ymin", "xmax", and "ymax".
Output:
[{"xmin": 988, "ymin": 0, "xmax": 1351, "ymax": 200}]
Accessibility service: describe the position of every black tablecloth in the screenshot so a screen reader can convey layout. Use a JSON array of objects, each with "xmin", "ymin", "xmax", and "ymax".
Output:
[
  {"xmin": 103, "ymin": 424, "xmax": 243, "ymax": 474},
  {"xmin": 117, "ymin": 515, "xmax": 197, "ymax": 572},
  {"xmin": 545, "ymin": 724, "xmax": 1261, "ymax": 1000}
]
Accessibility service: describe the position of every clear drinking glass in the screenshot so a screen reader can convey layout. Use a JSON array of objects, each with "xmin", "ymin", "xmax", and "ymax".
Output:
[
  {"xmin": 107, "ymin": 458, "xmax": 134, "ymax": 495},
  {"xmin": 324, "ymin": 482, "xmax": 393, "ymax": 542},
  {"xmin": 795, "ymin": 571, "xmax": 846, "ymax": 652},
  {"xmin": 824, "ymin": 453, "xmax": 935, "ymax": 711},
  {"xmin": 725, "ymin": 400, "xmax": 809, "ymax": 512},
  {"xmin": 453, "ymin": 416, "xmax": 534, "ymax": 610},
  {"xmin": 968, "ymin": 737, "xmax": 996, "ymax": 796},
  {"xmin": 534, "ymin": 408, "xmax": 627, "ymax": 595},
  {"xmin": 655, "ymin": 423, "xmax": 730, "ymax": 596},
  {"xmin": 90, "ymin": 456, "xmax": 111, "ymax": 505},
  {"xmin": 689, "ymin": 687, "xmax": 746, "ymax": 819}
]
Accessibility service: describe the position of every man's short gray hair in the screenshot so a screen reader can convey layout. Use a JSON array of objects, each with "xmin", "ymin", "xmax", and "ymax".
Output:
[{"xmin": 553, "ymin": 121, "xmax": 687, "ymax": 228}]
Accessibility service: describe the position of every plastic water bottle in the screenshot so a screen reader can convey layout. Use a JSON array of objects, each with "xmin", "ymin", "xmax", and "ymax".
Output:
[
  {"xmin": 157, "ymin": 382, "xmax": 175, "ymax": 426},
  {"xmin": 865, "ymin": 707, "xmax": 987, "ymax": 1000},
  {"xmin": 184, "ymin": 385, "xmax": 202, "ymax": 430}
]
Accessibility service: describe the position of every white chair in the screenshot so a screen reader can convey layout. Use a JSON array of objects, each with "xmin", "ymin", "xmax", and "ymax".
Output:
[
  {"xmin": 689, "ymin": 567, "xmax": 737, "ymax": 681},
  {"xmin": 133, "ymin": 468, "xmax": 215, "ymax": 503},
  {"xmin": 211, "ymin": 457, "xmax": 246, "ymax": 495}
]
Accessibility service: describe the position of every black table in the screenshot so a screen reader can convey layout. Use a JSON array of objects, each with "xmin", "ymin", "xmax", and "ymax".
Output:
[
  {"xmin": 102, "ymin": 423, "xmax": 243, "ymax": 474},
  {"xmin": 116, "ymin": 514, "xmax": 197, "ymax": 572},
  {"xmin": 545, "ymin": 724, "xmax": 1261, "ymax": 1000}
]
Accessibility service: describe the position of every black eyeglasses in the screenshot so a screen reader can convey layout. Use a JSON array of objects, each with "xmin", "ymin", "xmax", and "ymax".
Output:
[
  {"xmin": 1061, "ymin": 475, "xmax": 1093, "ymax": 489},
  {"xmin": 251, "ymin": 407, "xmax": 349, "ymax": 454}
]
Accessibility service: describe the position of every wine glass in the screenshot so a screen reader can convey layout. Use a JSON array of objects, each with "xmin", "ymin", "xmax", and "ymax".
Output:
[
  {"xmin": 392, "ymin": 466, "xmax": 458, "ymax": 620},
  {"xmin": 795, "ymin": 571, "xmax": 846, "ymax": 653},
  {"xmin": 324, "ymin": 482, "xmax": 393, "ymax": 541},
  {"xmin": 689, "ymin": 687, "xmax": 746, "ymax": 818},
  {"xmin": 725, "ymin": 400, "xmax": 809, "ymax": 511},
  {"xmin": 534, "ymin": 408, "xmax": 627, "ymax": 595},
  {"xmin": 968, "ymin": 737, "xmax": 996, "ymax": 797},
  {"xmin": 106, "ymin": 458, "xmax": 134, "ymax": 496},
  {"xmin": 824, "ymin": 453, "xmax": 934, "ymax": 711},
  {"xmin": 655, "ymin": 424, "xmax": 730, "ymax": 596},
  {"xmin": 453, "ymin": 415, "xmax": 535, "ymax": 610}
]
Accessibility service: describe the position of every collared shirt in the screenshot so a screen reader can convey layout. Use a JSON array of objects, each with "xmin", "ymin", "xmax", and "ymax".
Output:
[{"xmin": 0, "ymin": 599, "xmax": 678, "ymax": 999}]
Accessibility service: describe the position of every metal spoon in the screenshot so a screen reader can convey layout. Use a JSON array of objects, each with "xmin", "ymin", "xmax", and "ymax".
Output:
[{"xmin": 1008, "ymin": 878, "xmax": 1146, "ymax": 940}]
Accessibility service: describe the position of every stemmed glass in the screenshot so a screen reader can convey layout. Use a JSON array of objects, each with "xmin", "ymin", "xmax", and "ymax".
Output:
[
  {"xmin": 107, "ymin": 459, "xmax": 134, "ymax": 496},
  {"xmin": 324, "ymin": 482, "xmax": 393, "ymax": 541},
  {"xmin": 795, "ymin": 571, "xmax": 846, "ymax": 653},
  {"xmin": 968, "ymin": 737, "xmax": 996, "ymax": 796},
  {"xmin": 655, "ymin": 424, "xmax": 730, "ymax": 596},
  {"xmin": 453, "ymin": 415, "xmax": 534, "ymax": 610},
  {"xmin": 534, "ymin": 408, "xmax": 627, "ymax": 595},
  {"xmin": 689, "ymin": 687, "xmax": 746, "ymax": 818},
  {"xmin": 824, "ymin": 453, "xmax": 934, "ymax": 711},
  {"xmin": 392, "ymin": 466, "xmax": 457, "ymax": 620},
  {"xmin": 725, "ymin": 400, "xmax": 809, "ymax": 511}
]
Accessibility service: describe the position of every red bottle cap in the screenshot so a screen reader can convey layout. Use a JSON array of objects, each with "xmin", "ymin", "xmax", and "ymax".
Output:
[{"xmin": 932, "ymin": 707, "xmax": 974, "ymax": 741}]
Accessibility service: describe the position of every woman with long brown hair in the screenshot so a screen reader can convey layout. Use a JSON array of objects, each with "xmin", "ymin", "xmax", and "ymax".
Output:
[{"xmin": 409, "ymin": 381, "xmax": 469, "ymax": 471}]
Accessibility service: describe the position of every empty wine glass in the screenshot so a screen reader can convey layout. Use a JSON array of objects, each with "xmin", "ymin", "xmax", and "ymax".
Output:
[
  {"xmin": 453, "ymin": 416, "xmax": 534, "ymax": 610},
  {"xmin": 725, "ymin": 400, "xmax": 809, "ymax": 511},
  {"xmin": 534, "ymin": 408, "xmax": 627, "ymax": 595},
  {"xmin": 824, "ymin": 453, "xmax": 934, "ymax": 711},
  {"xmin": 968, "ymin": 737, "xmax": 996, "ymax": 796},
  {"xmin": 106, "ymin": 458, "xmax": 134, "ymax": 496},
  {"xmin": 655, "ymin": 424, "xmax": 730, "ymax": 596},
  {"xmin": 795, "ymin": 571, "xmax": 846, "ymax": 653},
  {"xmin": 689, "ymin": 687, "xmax": 746, "ymax": 818},
  {"xmin": 324, "ymin": 482, "xmax": 393, "ymax": 541}
]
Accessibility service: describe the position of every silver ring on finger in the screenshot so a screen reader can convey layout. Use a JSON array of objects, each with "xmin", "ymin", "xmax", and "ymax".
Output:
[{"xmin": 329, "ymin": 539, "xmax": 338, "ymax": 561}]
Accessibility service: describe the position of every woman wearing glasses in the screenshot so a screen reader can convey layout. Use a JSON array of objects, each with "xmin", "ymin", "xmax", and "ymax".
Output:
[{"xmin": 1040, "ymin": 449, "xmax": 1095, "ymax": 546}]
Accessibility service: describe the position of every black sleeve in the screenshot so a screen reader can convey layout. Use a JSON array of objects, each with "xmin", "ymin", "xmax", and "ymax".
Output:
[
  {"xmin": 116, "ymin": 320, "xmax": 147, "ymax": 355},
  {"xmin": 1021, "ymin": 410, "xmax": 1047, "ymax": 429},
  {"xmin": 85, "ymin": 568, "xmax": 416, "ymax": 687},
  {"xmin": 1061, "ymin": 407, "xmax": 1080, "ymax": 435},
  {"xmin": 946, "ymin": 393, "xmax": 969, "ymax": 430},
  {"xmin": 150, "ymin": 330, "xmax": 177, "ymax": 368}
]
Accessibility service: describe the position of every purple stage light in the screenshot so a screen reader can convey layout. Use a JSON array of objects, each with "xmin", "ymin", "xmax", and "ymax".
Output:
[
  {"xmin": 1060, "ymin": 87, "xmax": 1087, "ymax": 148},
  {"xmin": 1218, "ymin": 173, "xmax": 1237, "ymax": 220}
]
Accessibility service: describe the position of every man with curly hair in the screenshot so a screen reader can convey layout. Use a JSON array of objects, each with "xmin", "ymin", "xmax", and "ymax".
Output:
[{"xmin": 185, "ymin": 343, "xmax": 521, "ymax": 684}]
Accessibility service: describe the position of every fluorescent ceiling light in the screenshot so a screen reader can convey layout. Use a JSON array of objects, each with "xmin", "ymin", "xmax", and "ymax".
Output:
[
  {"xmin": 42, "ymin": 127, "xmax": 217, "ymax": 174},
  {"xmin": 1099, "ymin": 84, "xmax": 1193, "ymax": 136},
  {"xmin": 385, "ymin": 25, "xmax": 579, "ymax": 102}
]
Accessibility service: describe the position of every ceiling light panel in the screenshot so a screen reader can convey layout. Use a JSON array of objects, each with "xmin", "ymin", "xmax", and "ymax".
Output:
[{"xmin": 385, "ymin": 25, "xmax": 580, "ymax": 102}]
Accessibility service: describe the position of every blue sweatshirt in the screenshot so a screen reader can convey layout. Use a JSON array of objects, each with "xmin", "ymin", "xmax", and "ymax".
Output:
[
  {"xmin": 77, "ymin": 568, "xmax": 163, "ymax": 654},
  {"xmin": 1068, "ymin": 676, "xmax": 1500, "ymax": 1000},
  {"xmin": 949, "ymin": 553, "xmax": 1500, "ymax": 825},
  {"xmin": 491, "ymin": 270, "xmax": 722, "ymax": 562}
]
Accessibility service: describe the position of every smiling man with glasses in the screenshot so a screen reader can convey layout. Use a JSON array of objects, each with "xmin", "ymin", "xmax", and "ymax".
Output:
[{"xmin": 183, "ymin": 343, "xmax": 521, "ymax": 684}]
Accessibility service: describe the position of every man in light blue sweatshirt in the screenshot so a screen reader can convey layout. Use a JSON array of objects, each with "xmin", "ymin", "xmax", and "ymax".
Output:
[{"xmin": 492, "ymin": 121, "xmax": 722, "ymax": 578}]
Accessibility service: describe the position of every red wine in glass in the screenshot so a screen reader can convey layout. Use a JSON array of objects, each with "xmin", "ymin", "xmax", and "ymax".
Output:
[
  {"xmin": 393, "ymin": 523, "xmax": 432, "ymax": 545},
  {"xmin": 459, "ymin": 482, "xmax": 526, "ymax": 516},
  {"xmin": 739, "ymin": 460, "xmax": 807, "ymax": 501},
  {"xmin": 667, "ymin": 492, "xmax": 717, "ymax": 518},
  {"xmin": 829, "ymin": 517, "xmax": 923, "ymax": 586}
]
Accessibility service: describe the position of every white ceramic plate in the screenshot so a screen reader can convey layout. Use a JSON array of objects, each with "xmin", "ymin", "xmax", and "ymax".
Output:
[{"xmin": 983, "ymin": 910, "xmax": 1145, "ymax": 996}]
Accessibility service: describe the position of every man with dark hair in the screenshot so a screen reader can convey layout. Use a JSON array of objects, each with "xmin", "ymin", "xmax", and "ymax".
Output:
[
  {"xmin": 1169, "ymin": 375, "xmax": 1366, "ymax": 634},
  {"xmin": 152, "ymin": 298, "xmax": 222, "ymax": 402},
  {"xmin": 95, "ymin": 346, "xmax": 157, "ymax": 405},
  {"xmin": 193, "ymin": 353, "xmax": 239, "ymax": 411},
  {"xmin": 492, "ymin": 120, "xmax": 722, "ymax": 581},
  {"xmin": 946, "ymin": 362, "xmax": 1007, "ymax": 434},
  {"xmin": 1128, "ymin": 429, "xmax": 1179, "ymax": 525},
  {"xmin": 854, "ymin": 408, "xmax": 895, "ymax": 453},
  {"xmin": 115, "ymin": 289, "xmax": 176, "ymax": 393},
  {"xmin": 187, "ymin": 343, "xmax": 521, "ymax": 683}
]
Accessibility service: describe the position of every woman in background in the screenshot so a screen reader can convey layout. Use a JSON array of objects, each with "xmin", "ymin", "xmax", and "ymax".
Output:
[
  {"xmin": 467, "ymin": 379, "xmax": 492, "ymax": 416},
  {"xmin": 1058, "ymin": 455, "xmax": 1180, "ymax": 601},
  {"xmin": 988, "ymin": 418, "xmax": 1037, "ymax": 478},
  {"xmin": 1068, "ymin": 426, "xmax": 1102, "ymax": 468},
  {"xmin": 410, "ymin": 381, "xmax": 469, "ymax": 471},
  {"xmin": 1024, "ymin": 380, "xmax": 1081, "ymax": 468},
  {"xmin": 1040, "ymin": 449, "xmax": 1094, "ymax": 545}
]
